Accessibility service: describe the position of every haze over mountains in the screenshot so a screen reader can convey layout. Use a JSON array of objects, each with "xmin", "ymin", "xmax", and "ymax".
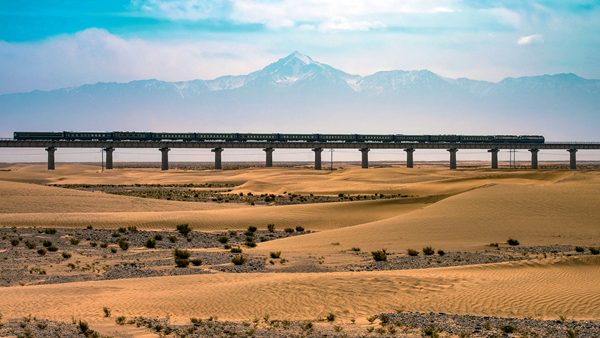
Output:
[{"xmin": 1, "ymin": 51, "xmax": 599, "ymax": 141}]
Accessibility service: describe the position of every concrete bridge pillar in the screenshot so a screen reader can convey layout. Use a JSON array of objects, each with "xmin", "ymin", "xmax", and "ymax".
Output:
[
  {"xmin": 447, "ymin": 148, "xmax": 458, "ymax": 169},
  {"xmin": 103, "ymin": 147, "xmax": 115, "ymax": 170},
  {"xmin": 529, "ymin": 149, "xmax": 539, "ymax": 169},
  {"xmin": 404, "ymin": 148, "xmax": 415, "ymax": 168},
  {"xmin": 159, "ymin": 147, "xmax": 170, "ymax": 170},
  {"xmin": 488, "ymin": 148, "xmax": 499, "ymax": 169},
  {"xmin": 45, "ymin": 147, "xmax": 56, "ymax": 170},
  {"xmin": 211, "ymin": 148, "xmax": 223, "ymax": 170},
  {"xmin": 312, "ymin": 148, "xmax": 323, "ymax": 170},
  {"xmin": 360, "ymin": 148, "xmax": 369, "ymax": 169},
  {"xmin": 263, "ymin": 148, "xmax": 274, "ymax": 167},
  {"xmin": 568, "ymin": 149, "xmax": 578, "ymax": 169}
]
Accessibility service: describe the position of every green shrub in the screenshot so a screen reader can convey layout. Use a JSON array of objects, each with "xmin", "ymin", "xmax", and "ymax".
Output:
[
  {"xmin": 326, "ymin": 313, "xmax": 335, "ymax": 321},
  {"xmin": 295, "ymin": 226, "xmax": 305, "ymax": 232},
  {"xmin": 25, "ymin": 241, "xmax": 36, "ymax": 249},
  {"xmin": 500, "ymin": 325, "xmax": 517, "ymax": 333},
  {"xmin": 145, "ymin": 238, "xmax": 156, "ymax": 248},
  {"xmin": 590, "ymin": 247, "xmax": 600, "ymax": 255},
  {"xmin": 118, "ymin": 227, "xmax": 127, "ymax": 233},
  {"xmin": 507, "ymin": 238, "xmax": 519, "ymax": 246},
  {"xmin": 37, "ymin": 248, "xmax": 47, "ymax": 255},
  {"xmin": 118, "ymin": 239, "xmax": 129, "ymax": 250},
  {"xmin": 231, "ymin": 247, "xmax": 242, "ymax": 253},
  {"xmin": 437, "ymin": 250, "xmax": 445, "ymax": 256},
  {"xmin": 284, "ymin": 228, "xmax": 295, "ymax": 233},
  {"xmin": 168, "ymin": 236, "xmax": 178, "ymax": 243},
  {"xmin": 47, "ymin": 246, "xmax": 58, "ymax": 252},
  {"xmin": 245, "ymin": 241, "xmax": 257, "ymax": 248},
  {"xmin": 111, "ymin": 233, "xmax": 121, "ymax": 237},
  {"xmin": 103, "ymin": 307, "xmax": 111, "ymax": 317},
  {"xmin": 247, "ymin": 226, "xmax": 257, "ymax": 232},
  {"xmin": 37, "ymin": 321, "xmax": 48, "ymax": 329},
  {"xmin": 116, "ymin": 316, "xmax": 126, "ymax": 325},
  {"xmin": 270, "ymin": 251, "xmax": 281, "ymax": 258},
  {"xmin": 176, "ymin": 223, "xmax": 193, "ymax": 236},
  {"xmin": 372, "ymin": 249, "xmax": 387, "ymax": 261},
  {"xmin": 78, "ymin": 320, "xmax": 90, "ymax": 334},
  {"xmin": 490, "ymin": 242, "xmax": 499, "ymax": 247},
  {"xmin": 244, "ymin": 230, "xmax": 255, "ymax": 236},
  {"xmin": 567, "ymin": 329, "xmax": 579, "ymax": 338},
  {"xmin": 191, "ymin": 259, "xmax": 202, "ymax": 266},
  {"xmin": 110, "ymin": 247, "xmax": 117, "ymax": 253},
  {"xmin": 351, "ymin": 247, "xmax": 361, "ymax": 251},
  {"xmin": 100, "ymin": 242, "xmax": 108, "ymax": 248},
  {"xmin": 154, "ymin": 234, "xmax": 163, "ymax": 241},
  {"xmin": 90, "ymin": 242, "xmax": 97, "ymax": 247},
  {"xmin": 232, "ymin": 255, "xmax": 247, "ymax": 265},
  {"xmin": 70, "ymin": 237, "xmax": 81, "ymax": 245},
  {"xmin": 127, "ymin": 226, "xmax": 137, "ymax": 231},
  {"xmin": 62, "ymin": 252, "xmax": 72, "ymax": 259},
  {"xmin": 224, "ymin": 244, "xmax": 231, "ymax": 249},
  {"xmin": 42, "ymin": 240, "xmax": 52, "ymax": 247},
  {"xmin": 175, "ymin": 258, "xmax": 189, "ymax": 267},
  {"xmin": 87, "ymin": 225, "xmax": 93, "ymax": 230},
  {"xmin": 407, "ymin": 249, "xmax": 419, "ymax": 256},
  {"xmin": 174, "ymin": 248, "xmax": 191, "ymax": 259},
  {"xmin": 423, "ymin": 246, "xmax": 435, "ymax": 255},
  {"xmin": 267, "ymin": 224, "xmax": 275, "ymax": 232},
  {"xmin": 245, "ymin": 236, "xmax": 254, "ymax": 242},
  {"xmin": 44, "ymin": 228, "xmax": 56, "ymax": 234},
  {"xmin": 575, "ymin": 246, "xmax": 585, "ymax": 252},
  {"xmin": 218, "ymin": 236, "xmax": 229, "ymax": 244},
  {"xmin": 10, "ymin": 239, "xmax": 20, "ymax": 246}
]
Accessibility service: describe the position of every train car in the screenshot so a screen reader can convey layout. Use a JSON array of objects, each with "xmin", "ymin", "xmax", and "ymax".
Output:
[
  {"xmin": 64, "ymin": 132, "xmax": 112, "ymax": 140},
  {"xmin": 429, "ymin": 135, "xmax": 460, "ymax": 143},
  {"xmin": 14, "ymin": 132, "xmax": 64, "ymax": 140},
  {"xmin": 237, "ymin": 133, "xmax": 278, "ymax": 142},
  {"xmin": 279, "ymin": 134, "xmax": 318, "ymax": 142},
  {"xmin": 459, "ymin": 135, "xmax": 494, "ymax": 143},
  {"xmin": 393, "ymin": 135, "xmax": 429, "ymax": 142},
  {"xmin": 154, "ymin": 133, "xmax": 195, "ymax": 141},
  {"xmin": 357, "ymin": 134, "xmax": 394, "ymax": 142},
  {"xmin": 494, "ymin": 135, "xmax": 519, "ymax": 143},
  {"xmin": 194, "ymin": 133, "xmax": 237, "ymax": 141},
  {"xmin": 319, "ymin": 134, "xmax": 356, "ymax": 142},
  {"xmin": 519, "ymin": 135, "xmax": 545, "ymax": 143},
  {"xmin": 113, "ymin": 132, "xmax": 153, "ymax": 141}
]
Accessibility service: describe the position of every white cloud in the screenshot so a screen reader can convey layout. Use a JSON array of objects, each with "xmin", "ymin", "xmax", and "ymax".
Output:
[
  {"xmin": 517, "ymin": 34, "xmax": 544, "ymax": 45},
  {"xmin": 319, "ymin": 17, "xmax": 386, "ymax": 32}
]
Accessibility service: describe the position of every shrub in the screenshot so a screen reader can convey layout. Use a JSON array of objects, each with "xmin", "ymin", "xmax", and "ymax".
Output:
[
  {"xmin": 351, "ymin": 247, "xmax": 361, "ymax": 251},
  {"xmin": 47, "ymin": 246, "xmax": 58, "ymax": 252},
  {"xmin": 245, "ymin": 241, "xmax": 257, "ymax": 248},
  {"xmin": 110, "ymin": 247, "xmax": 117, "ymax": 253},
  {"xmin": 575, "ymin": 246, "xmax": 585, "ymax": 252},
  {"xmin": 90, "ymin": 242, "xmax": 97, "ymax": 247},
  {"xmin": 154, "ymin": 234, "xmax": 163, "ymax": 241},
  {"xmin": 567, "ymin": 329, "xmax": 579, "ymax": 338},
  {"xmin": 42, "ymin": 240, "xmax": 52, "ymax": 247},
  {"xmin": 500, "ymin": 325, "xmax": 517, "ymax": 333},
  {"xmin": 267, "ymin": 224, "xmax": 275, "ymax": 232},
  {"xmin": 507, "ymin": 238, "xmax": 520, "ymax": 246},
  {"xmin": 244, "ymin": 230, "xmax": 255, "ymax": 236},
  {"xmin": 295, "ymin": 226, "xmax": 305, "ymax": 232},
  {"xmin": 247, "ymin": 226, "xmax": 258, "ymax": 232},
  {"xmin": 103, "ymin": 307, "xmax": 111, "ymax": 317},
  {"xmin": 437, "ymin": 250, "xmax": 445, "ymax": 256},
  {"xmin": 174, "ymin": 248, "xmax": 191, "ymax": 259},
  {"xmin": 423, "ymin": 246, "xmax": 435, "ymax": 255},
  {"xmin": 127, "ymin": 226, "xmax": 137, "ymax": 231},
  {"xmin": 118, "ymin": 227, "xmax": 127, "ymax": 233},
  {"xmin": 231, "ymin": 247, "xmax": 242, "ymax": 253},
  {"xmin": 78, "ymin": 320, "xmax": 90, "ymax": 335},
  {"xmin": 284, "ymin": 228, "xmax": 295, "ymax": 233},
  {"xmin": 590, "ymin": 247, "xmax": 600, "ymax": 255},
  {"xmin": 490, "ymin": 242, "xmax": 499, "ymax": 247},
  {"xmin": 218, "ymin": 236, "xmax": 229, "ymax": 244},
  {"xmin": 367, "ymin": 316, "xmax": 376, "ymax": 323},
  {"xmin": 191, "ymin": 259, "xmax": 202, "ymax": 266},
  {"xmin": 246, "ymin": 236, "xmax": 254, "ymax": 242},
  {"xmin": 37, "ymin": 321, "xmax": 48, "ymax": 329},
  {"xmin": 62, "ymin": 252, "xmax": 72, "ymax": 259},
  {"xmin": 224, "ymin": 244, "xmax": 231, "ymax": 249},
  {"xmin": 10, "ymin": 239, "xmax": 20, "ymax": 246},
  {"xmin": 116, "ymin": 316, "xmax": 126, "ymax": 325},
  {"xmin": 145, "ymin": 238, "xmax": 156, "ymax": 248},
  {"xmin": 44, "ymin": 228, "xmax": 57, "ymax": 234},
  {"xmin": 118, "ymin": 239, "xmax": 129, "ymax": 250},
  {"xmin": 87, "ymin": 225, "xmax": 93, "ymax": 230},
  {"xmin": 168, "ymin": 236, "xmax": 178, "ymax": 243},
  {"xmin": 270, "ymin": 251, "xmax": 281, "ymax": 258},
  {"xmin": 232, "ymin": 255, "xmax": 247, "ymax": 265},
  {"xmin": 407, "ymin": 249, "xmax": 419, "ymax": 256},
  {"xmin": 372, "ymin": 249, "xmax": 387, "ymax": 261},
  {"xmin": 175, "ymin": 258, "xmax": 189, "ymax": 267},
  {"xmin": 37, "ymin": 248, "xmax": 47, "ymax": 255},
  {"xmin": 25, "ymin": 241, "xmax": 36, "ymax": 249},
  {"xmin": 70, "ymin": 237, "xmax": 81, "ymax": 245},
  {"xmin": 111, "ymin": 233, "xmax": 121, "ymax": 237},
  {"xmin": 326, "ymin": 313, "xmax": 336, "ymax": 322},
  {"xmin": 176, "ymin": 223, "xmax": 193, "ymax": 236}
]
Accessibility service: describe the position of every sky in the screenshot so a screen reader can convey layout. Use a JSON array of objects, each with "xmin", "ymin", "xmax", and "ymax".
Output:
[{"xmin": 1, "ymin": 0, "xmax": 600, "ymax": 95}]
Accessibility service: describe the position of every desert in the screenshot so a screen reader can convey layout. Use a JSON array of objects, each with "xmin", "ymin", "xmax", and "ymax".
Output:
[{"xmin": 1, "ymin": 162, "xmax": 599, "ymax": 338}]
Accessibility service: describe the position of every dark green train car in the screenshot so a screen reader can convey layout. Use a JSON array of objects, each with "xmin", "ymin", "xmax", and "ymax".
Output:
[{"xmin": 14, "ymin": 132, "xmax": 64, "ymax": 140}]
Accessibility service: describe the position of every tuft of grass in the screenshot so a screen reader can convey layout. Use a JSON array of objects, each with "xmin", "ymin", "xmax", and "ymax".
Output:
[
  {"xmin": 575, "ymin": 246, "xmax": 585, "ymax": 252},
  {"xmin": 118, "ymin": 239, "xmax": 129, "ymax": 250},
  {"xmin": 62, "ymin": 252, "xmax": 72, "ymax": 259},
  {"xmin": 248, "ymin": 226, "xmax": 258, "ymax": 232},
  {"xmin": 176, "ymin": 223, "xmax": 193, "ymax": 236},
  {"xmin": 37, "ymin": 248, "xmax": 47, "ymax": 256},
  {"xmin": 90, "ymin": 242, "xmax": 97, "ymax": 247},
  {"xmin": 372, "ymin": 249, "xmax": 387, "ymax": 261},
  {"xmin": 87, "ymin": 225, "xmax": 93, "ymax": 230},
  {"xmin": 367, "ymin": 316, "xmax": 377, "ymax": 323},
  {"xmin": 500, "ymin": 325, "xmax": 518, "ymax": 333},
  {"xmin": 407, "ymin": 249, "xmax": 419, "ymax": 256},
  {"xmin": 326, "ymin": 313, "xmax": 335, "ymax": 322},
  {"xmin": 267, "ymin": 224, "xmax": 275, "ymax": 232},
  {"xmin": 37, "ymin": 321, "xmax": 48, "ymax": 329},
  {"xmin": 10, "ymin": 239, "xmax": 20, "ymax": 246},
  {"xmin": 437, "ymin": 250, "xmax": 445, "ymax": 256},
  {"xmin": 70, "ymin": 237, "xmax": 81, "ymax": 245},
  {"xmin": 100, "ymin": 242, "xmax": 108, "ymax": 248},
  {"xmin": 191, "ymin": 259, "xmax": 202, "ymax": 266},
  {"xmin": 284, "ymin": 228, "xmax": 295, "ymax": 233},
  {"xmin": 245, "ymin": 241, "xmax": 257, "ymax": 248},
  {"xmin": 154, "ymin": 234, "xmax": 163, "ymax": 241},
  {"xmin": 103, "ymin": 307, "xmax": 111, "ymax": 317},
  {"xmin": 231, "ymin": 247, "xmax": 243, "ymax": 253},
  {"xmin": 127, "ymin": 226, "xmax": 137, "ymax": 231},
  {"xmin": 78, "ymin": 320, "xmax": 90, "ymax": 335},
  {"xmin": 145, "ymin": 238, "xmax": 156, "ymax": 248},
  {"xmin": 423, "ymin": 246, "xmax": 435, "ymax": 255},
  {"xmin": 25, "ymin": 241, "xmax": 36, "ymax": 249},
  {"xmin": 295, "ymin": 226, "xmax": 305, "ymax": 232},
  {"xmin": 270, "ymin": 251, "xmax": 281, "ymax": 259},
  {"xmin": 224, "ymin": 244, "xmax": 231, "ymax": 249},
  {"xmin": 232, "ymin": 255, "xmax": 247, "ymax": 265},
  {"xmin": 168, "ymin": 236, "xmax": 178, "ymax": 243},
  {"xmin": 567, "ymin": 329, "xmax": 579, "ymax": 338},
  {"xmin": 118, "ymin": 227, "xmax": 127, "ymax": 233},
  {"xmin": 590, "ymin": 247, "xmax": 600, "ymax": 255},
  {"xmin": 218, "ymin": 236, "xmax": 229, "ymax": 244},
  {"xmin": 42, "ymin": 240, "xmax": 53, "ymax": 247},
  {"xmin": 116, "ymin": 316, "xmax": 126, "ymax": 325},
  {"xmin": 507, "ymin": 238, "xmax": 520, "ymax": 246},
  {"xmin": 44, "ymin": 228, "xmax": 57, "ymax": 234}
]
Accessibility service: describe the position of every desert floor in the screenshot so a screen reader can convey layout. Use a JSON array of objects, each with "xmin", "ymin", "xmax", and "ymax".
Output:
[{"xmin": 1, "ymin": 162, "xmax": 599, "ymax": 337}]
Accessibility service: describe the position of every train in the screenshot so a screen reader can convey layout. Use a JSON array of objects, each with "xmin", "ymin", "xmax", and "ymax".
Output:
[{"xmin": 13, "ymin": 132, "xmax": 545, "ymax": 143}]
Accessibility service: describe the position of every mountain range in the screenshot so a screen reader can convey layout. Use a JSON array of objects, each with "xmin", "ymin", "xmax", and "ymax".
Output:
[{"xmin": 1, "ymin": 51, "xmax": 599, "ymax": 141}]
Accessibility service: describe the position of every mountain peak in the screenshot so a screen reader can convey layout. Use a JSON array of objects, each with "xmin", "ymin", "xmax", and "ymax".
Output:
[{"xmin": 285, "ymin": 51, "xmax": 313, "ymax": 65}]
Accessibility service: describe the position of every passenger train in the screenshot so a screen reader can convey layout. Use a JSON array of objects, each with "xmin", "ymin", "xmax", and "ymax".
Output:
[{"xmin": 13, "ymin": 132, "xmax": 545, "ymax": 143}]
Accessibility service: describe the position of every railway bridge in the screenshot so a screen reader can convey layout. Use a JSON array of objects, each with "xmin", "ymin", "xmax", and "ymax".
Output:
[{"xmin": 1, "ymin": 140, "xmax": 598, "ymax": 170}]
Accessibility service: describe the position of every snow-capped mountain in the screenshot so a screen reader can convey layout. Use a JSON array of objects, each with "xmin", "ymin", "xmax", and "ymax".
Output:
[{"xmin": 1, "ymin": 52, "xmax": 599, "ymax": 140}]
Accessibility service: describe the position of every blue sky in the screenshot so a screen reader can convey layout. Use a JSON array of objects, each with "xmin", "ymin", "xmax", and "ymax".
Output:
[{"xmin": 1, "ymin": 0, "xmax": 599, "ymax": 94}]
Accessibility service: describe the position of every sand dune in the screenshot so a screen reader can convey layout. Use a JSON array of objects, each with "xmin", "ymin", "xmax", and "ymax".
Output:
[{"xmin": 1, "ymin": 256, "xmax": 598, "ymax": 323}]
